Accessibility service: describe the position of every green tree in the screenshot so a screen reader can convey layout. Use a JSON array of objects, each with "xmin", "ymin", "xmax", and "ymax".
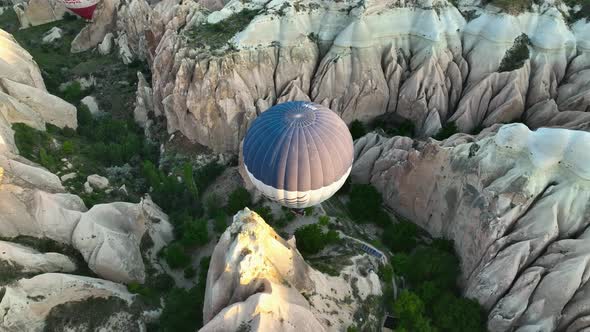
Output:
[
  {"xmin": 183, "ymin": 163, "xmax": 198, "ymax": 199},
  {"xmin": 382, "ymin": 220, "xmax": 419, "ymax": 253},
  {"xmin": 294, "ymin": 224, "xmax": 339, "ymax": 256},
  {"xmin": 227, "ymin": 187, "xmax": 252, "ymax": 215},
  {"xmin": 164, "ymin": 242, "xmax": 191, "ymax": 269},
  {"xmin": 348, "ymin": 184, "xmax": 383, "ymax": 223},
  {"xmin": 393, "ymin": 290, "xmax": 437, "ymax": 332},
  {"xmin": 349, "ymin": 120, "xmax": 367, "ymax": 140},
  {"xmin": 61, "ymin": 140, "xmax": 75, "ymax": 155},
  {"xmin": 181, "ymin": 218, "xmax": 209, "ymax": 247}
]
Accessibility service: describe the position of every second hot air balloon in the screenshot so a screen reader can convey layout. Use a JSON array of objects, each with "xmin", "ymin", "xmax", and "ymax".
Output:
[
  {"xmin": 62, "ymin": 0, "xmax": 99, "ymax": 20},
  {"xmin": 242, "ymin": 101, "xmax": 354, "ymax": 209}
]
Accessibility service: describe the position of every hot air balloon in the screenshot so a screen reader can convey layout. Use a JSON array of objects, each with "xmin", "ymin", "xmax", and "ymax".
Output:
[
  {"xmin": 62, "ymin": 0, "xmax": 99, "ymax": 20},
  {"xmin": 242, "ymin": 101, "xmax": 354, "ymax": 209}
]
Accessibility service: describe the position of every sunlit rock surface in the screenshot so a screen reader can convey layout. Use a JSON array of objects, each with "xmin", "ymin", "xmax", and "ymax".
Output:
[
  {"xmin": 352, "ymin": 124, "xmax": 590, "ymax": 331},
  {"xmin": 201, "ymin": 208, "xmax": 382, "ymax": 331}
]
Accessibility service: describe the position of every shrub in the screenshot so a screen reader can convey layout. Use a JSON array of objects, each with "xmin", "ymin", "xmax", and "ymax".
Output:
[
  {"xmin": 164, "ymin": 242, "xmax": 191, "ymax": 269},
  {"xmin": 214, "ymin": 212, "xmax": 228, "ymax": 233},
  {"xmin": 304, "ymin": 206, "xmax": 314, "ymax": 216},
  {"xmin": 294, "ymin": 224, "xmax": 339, "ymax": 256},
  {"xmin": 434, "ymin": 122, "xmax": 459, "ymax": 140},
  {"xmin": 62, "ymin": 140, "xmax": 75, "ymax": 155},
  {"xmin": 61, "ymin": 81, "xmax": 84, "ymax": 104},
  {"xmin": 393, "ymin": 290, "xmax": 436, "ymax": 332},
  {"xmin": 370, "ymin": 114, "xmax": 415, "ymax": 137},
  {"xmin": 186, "ymin": 9, "xmax": 260, "ymax": 50},
  {"xmin": 498, "ymin": 34, "xmax": 531, "ymax": 72},
  {"xmin": 184, "ymin": 266, "xmax": 196, "ymax": 279},
  {"xmin": 254, "ymin": 205, "xmax": 274, "ymax": 224},
  {"xmin": 318, "ymin": 215, "xmax": 330, "ymax": 226},
  {"xmin": 382, "ymin": 220, "xmax": 419, "ymax": 253},
  {"xmin": 227, "ymin": 187, "xmax": 252, "ymax": 215},
  {"xmin": 349, "ymin": 120, "xmax": 366, "ymax": 140},
  {"xmin": 206, "ymin": 194, "xmax": 222, "ymax": 218},
  {"xmin": 348, "ymin": 184, "xmax": 383, "ymax": 223},
  {"xmin": 181, "ymin": 218, "xmax": 209, "ymax": 247},
  {"xmin": 159, "ymin": 287, "xmax": 202, "ymax": 332}
]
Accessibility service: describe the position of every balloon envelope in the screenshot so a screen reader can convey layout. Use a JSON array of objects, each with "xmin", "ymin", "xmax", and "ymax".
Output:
[
  {"xmin": 62, "ymin": 0, "xmax": 99, "ymax": 19},
  {"xmin": 242, "ymin": 101, "xmax": 354, "ymax": 208}
]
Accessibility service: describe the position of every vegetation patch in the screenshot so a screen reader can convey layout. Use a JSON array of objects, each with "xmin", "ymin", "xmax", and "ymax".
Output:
[
  {"xmin": 565, "ymin": 0, "xmax": 590, "ymax": 22},
  {"xmin": 185, "ymin": 9, "xmax": 260, "ymax": 51},
  {"xmin": 485, "ymin": 0, "xmax": 533, "ymax": 14},
  {"xmin": 434, "ymin": 121, "xmax": 459, "ymax": 140},
  {"xmin": 498, "ymin": 33, "xmax": 531, "ymax": 72},
  {"xmin": 43, "ymin": 296, "xmax": 141, "ymax": 332},
  {"xmin": 370, "ymin": 113, "xmax": 415, "ymax": 138},
  {"xmin": 294, "ymin": 223, "xmax": 340, "ymax": 257}
]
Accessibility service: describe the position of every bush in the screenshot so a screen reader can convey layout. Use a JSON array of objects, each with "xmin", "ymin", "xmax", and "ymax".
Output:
[
  {"xmin": 370, "ymin": 114, "xmax": 415, "ymax": 137},
  {"xmin": 348, "ymin": 184, "xmax": 383, "ymax": 223},
  {"xmin": 434, "ymin": 122, "xmax": 459, "ymax": 141},
  {"xmin": 159, "ymin": 287, "xmax": 202, "ymax": 332},
  {"xmin": 498, "ymin": 34, "xmax": 530, "ymax": 72},
  {"xmin": 181, "ymin": 218, "xmax": 209, "ymax": 247},
  {"xmin": 164, "ymin": 242, "xmax": 191, "ymax": 269},
  {"xmin": 382, "ymin": 220, "xmax": 419, "ymax": 253},
  {"xmin": 226, "ymin": 187, "xmax": 252, "ymax": 215},
  {"xmin": 349, "ymin": 120, "xmax": 366, "ymax": 140},
  {"xmin": 214, "ymin": 211, "xmax": 228, "ymax": 233},
  {"xmin": 294, "ymin": 224, "xmax": 339, "ymax": 256},
  {"xmin": 62, "ymin": 140, "xmax": 75, "ymax": 155},
  {"xmin": 318, "ymin": 215, "xmax": 330, "ymax": 226},
  {"xmin": 61, "ymin": 81, "xmax": 84, "ymax": 104},
  {"xmin": 186, "ymin": 9, "xmax": 260, "ymax": 50},
  {"xmin": 184, "ymin": 266, "xmax": 196, "ymax": 279},
  {"xmin": 304, "ymin": 206, "xmax": 314, "ymax": 216},
  {"xmin": 393, "ymin": 290, "xmax": 436, "ymax": 332}
]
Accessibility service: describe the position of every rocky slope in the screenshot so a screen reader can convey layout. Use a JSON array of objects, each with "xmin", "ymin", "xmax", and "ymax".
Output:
[
  {"xmin": 0, "ymin": 28, "xmax": 173, "ymax": 330},
  {"xmin": 352, "ymin": 124, "xmax": 590, "ymax": 331},
  {"xmin": 200, "ymin": 208, "xmax": 382, "ymax": 331},
  {"xmin": 75, "ymin": 0, "xmax": 590, "ymax": 152}
]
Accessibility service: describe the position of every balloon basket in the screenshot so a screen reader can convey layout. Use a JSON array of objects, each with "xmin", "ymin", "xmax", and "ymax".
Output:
[{"xmin": 291, "ymin": 208, "xmax": 305, "ymax": 217}]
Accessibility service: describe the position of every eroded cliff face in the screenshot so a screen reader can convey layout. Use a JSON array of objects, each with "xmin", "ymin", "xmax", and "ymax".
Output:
[
  {"xmin": 104, "ymin": 0, "xmax": 590, "ymax": 152},
  {"xmin": 352, "ymin": 124, "xmax": 590, "ymax": 332},
  {"xmin": 200, "ymin": 208, "xmax": 382, "ymax": 331},
  {"xmin": 0, "ymin": 28, "xmax": 172, "ymax": 330}
]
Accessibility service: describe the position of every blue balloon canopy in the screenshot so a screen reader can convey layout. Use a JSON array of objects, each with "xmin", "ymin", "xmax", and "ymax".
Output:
[{"xmin": 242, "ymin": 101, "xmax": 354, "ymax": 208}]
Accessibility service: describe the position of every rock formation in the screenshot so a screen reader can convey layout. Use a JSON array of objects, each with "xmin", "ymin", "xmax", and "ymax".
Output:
[
  {"xmin": 0, "ymin": 273, "xmax": 146, "ymax": 331},
  {"xmin": 352, "ymin": 124, "xmax": 590, "ymax": 331},
  {"xmin": 201, "ymin": 208, "xmax": 382, "ymax": 331},
  {"xmin": 94, "ymin": 0, "xmax": 588, "ymax": 152},
  {"xmin": 12, "ymin": 0, "xmax": 66, "ymax": 28},
  {"xmin": 0, "ymin": 28, "xmax": 173, "ymax": 329}
]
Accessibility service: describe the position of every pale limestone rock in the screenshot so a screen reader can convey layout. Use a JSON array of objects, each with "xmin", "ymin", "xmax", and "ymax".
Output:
[
  {"xmin": 0, "ymin": 30, "xmax": 46, "ymax": 89},
  {"xmin": 134, "ymin": 71, "xmax": 152, "ymax": 127},
  {"xmin": 147, "ymin": 0, "xmax": 590, "ymax": 152},
  {"xmin": 0, "ymin": 273, "xmax": 145, "ymax": 331},
  {"xmin": 87, "ymin": 174, "xmax": 109, "ymax": 190},
  {"xmin": 41, "ymin": 27, "xmax": 62, "ymax": 44},
  {"xmin": 83, "ymin": 181, "xmax": 93, "ymax": 193},
  {"xmin": 80, "ymin": 95, "xmax": 101, "ymax": 115},
  {"xmin": 116, "ymin": 33, "xmax": 134, "ymax": 64},
  {"xmin": 352, "ymin": 124, "xmax": 590, "ymax": 331},
  {"xmin": 0, "ymin": 78, "xmax": 77, "ymax": 129},
  {"xmin": 70, "ymin": 0, "xmax": 120, "ymax": 53},
  {"xmin": 201, "ymin": 208, "xmax": 381, "ymax": 331},
  {"xmin": 59, "ymin": 172, "xmax": 76, "ymax": 182},
  {"xmin": 12, "ymin": 0, "xmax": 66, "ymax": 28},
  {"xmin": 0, "ymin": 240, "xmax": 76, "ymax": 274},
  {"xmin": 98, "ymin": 32, "xmax": 114, "ymax": 55}
]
